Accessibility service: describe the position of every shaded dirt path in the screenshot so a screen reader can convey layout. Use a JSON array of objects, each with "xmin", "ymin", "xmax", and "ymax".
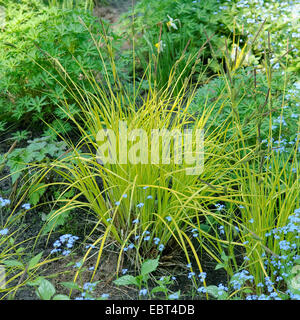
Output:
[{"xmin": 93, "ymin": 0, "xmax": 135, "ymax": 25}]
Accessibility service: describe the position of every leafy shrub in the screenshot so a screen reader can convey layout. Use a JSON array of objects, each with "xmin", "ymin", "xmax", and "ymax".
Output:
[
  {"xmin": 1, "ymin": 136, "xmax": 67, "ymax": 184},
  {"xmin": 221, "ymin": 0, "xmax": 300, "ymax": 73},
  {"xmin": 120, "ymin": 0, "xmax": 299, "ymax": 92},
  {"xmin": 120, "ymin": 0, "xmax": 234, "ymax": 90},
  {"xmin": 0, "ymin": 0, "xmax": 130, "ymax": 135},
  {"xmin": 189, "ymin": 68, "xmax": 299, "ymax": 148}
]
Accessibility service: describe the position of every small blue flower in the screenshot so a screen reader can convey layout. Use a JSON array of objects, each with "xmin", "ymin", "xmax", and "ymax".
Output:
[
  {"xmin": 169, "ymin": 292, "xmax": 179, "ymax": 299},
  {"xmin": 0, "ymin": 228, "xmax": 9, "ymax": 236},
  {"xmin": 122, "ymin": 269, "xmax": 128, "ymax": 275},
  {"xmin": 153, "ymin": 237, "xmax": 160, "ymax": 245},
  {"xmin": 279, "ymin": 240, "xmax": 290, "ymax": 251},
  {"xmin": 219, "ymin": 225, "xmax": 225, "ymax": 235},
  {"xmin": 217, "ymin": 283, "xmax": 228, "ymax": 294},
  {"xmin": 199, "ymin": 272, "xmax": 207, "ymax": 281},
  {"xmin": 86, "ymin": 244, "xmax": 96, "ymax": 249},
  {"xmin": 139, "ymin": 288, "xmax": 148, "ymax": 296},
  {"xmin": 144, "ymin": 236, "xmax": 150, "ymax": 241},
  {"xmin": 249, "ymin": 218, "xmax": 254, "ymax": 224},
  {"xmin": 234, "ymin": 226, "xmax": 240, "ymax": 233},
  {"xmin": 0, "ymin": 197, "xmax": 10, "ymax": 207},
  {"xmin": 122, "ymin": 194, "xmax": 128, "ymax": 198},
  {"xmin": 128, "ymin": 243, "xmax": 135, "ymax": 249},
  {"xmin": 136, "ymin": 203, "xmax": 144, "ymax": 208},
  {"xmin": 166, "ymin": 216, "xmax": 172, "ymax": 222},
  {"xmin": 83, "ymin": 282, "xmax": 97, "ymax": 292},
  {"xmin": 257, "ymin": 282, "xmax": 264, "ymax": 288},
  {"xmin": 188, "ymin": 272, "xmax": 195, "ymax": 279},
  {"xmin": 158, "ymin": 244, "xmax": 165, "ymax": 252},
  {"xmin": 53, "ymin": 240, "xmax": 61, "ymax": 247},
  {"xmin": 146, "ymin": 195, "xmax": 153, "ymax": 199},
  {"xmin": 132, "ymin": 219, "xmax": 139, "ymax": 224},
  {"xmin": 115, "ymin": 201, "xmax": 121, "ymax": 206},
  {"xmin": 59, "ymin": 234, "xmax": 72, "ymax": 243},
  {"xmin": 73, "ymin": 262, "xmax": 82, "ymax": 268},
  {"xmin": 186, "ymin": 263, "xmax": 192, "ymax": 268},
  {"xmin": 215, "ymin": 203, "xmax": 225, "ymax": 211},
  {"xmin": 62, "ymin": 250, "xmax": 71, "ymax": 256},
  {"xmin": 50, "ymin": 248, "xmax": 61, "ymax": 254},
  {"xmin": 282, "ymin": 272, "xmax": 289, "ymax": 277},
  {"xmin": 101, "ymin": 293, "xmax": 109, "ymax": 299},
  {"xmin": 270, "ymin": 292, "xmax": 278, "ymax": 298},
  {"xmin": 21, "ymin": 203, "xmax": 31, "ymax": 210},
  {"xmin": 197, "ymin": 286, "xmax": 207, "ymax": 293}
]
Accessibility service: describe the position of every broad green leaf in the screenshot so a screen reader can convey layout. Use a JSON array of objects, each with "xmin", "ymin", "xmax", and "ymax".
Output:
[
  {"xmin": 242, "ymin": 288, "xmax": 253, "ymax": 294},
  {"xmin": 141, "ymin": 258, "xmax": 159, "ymax": 276},
  {"xmin": 220, "ymin": 251, "xmax": 229, "ymax": 263},
  {"xmin": 36, "ymin": 279, "xmax": 56, "ymax": 300},
  {"xmin": 200, "ymin": 224, "xmax": 210, "ymax": 232},
  {"xmin": 215, "ymin": 263, "xmax": 226, "ymax": 271},
  {"xmin": 15, "ymin": 247, "xmax": 25, "ymax": 254},
  {"xmin": 151, "ymin": 286, "xmax": 167, "ymax": 294},
  {"xmin": 29, "ymin": 184, "xmax": 46, "ymax": 206},
  {"xmin": 206, "ymin": 285, "xmax": 219, "ymax": 298},
  {"xmin": 206, "ymin": 285, "xmax": 228, "ymax": 300},
  {"xmin": 28, "ymin": 251, "xmax": 43, "ymax": 270},
  {"xmin": 113, "ymin": 275, "xmax": 139, "ymax": 286},
  {"xmin": 2, "ymin": 260, "xmax": 23, "ymax": 268},
  {"xmin": 60, "ymin": 281, "xmax": 81, "ymax": 290},
  {"xmin": 42, "ymin": 210, "xmax": 71, "ymax": 234},
  {"xmin": 26, "ymin": 276, "xmax": 45, "ymax": 286}
]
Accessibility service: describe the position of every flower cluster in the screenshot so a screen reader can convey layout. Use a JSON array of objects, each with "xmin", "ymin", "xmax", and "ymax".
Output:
[
  {"xmin": 233, "ymin": 0, "xmax": 299, "ymax": 58},
  {"xmin": 50, "ymin": 234, "xmax": 79, "ymax": 256},
  {"xmin": 74, "ymin": 282, "xmax": 109, "ymax": 300},
  {"xmin": 230, "ymin": 270, "xmax": 254, "ymax": 290},
  {"xmin": 215, "ymin": 203, "xmax": 225, "ymax": 211},
  {"xmin": 262, "ymin": 135, "xmax": 299, "ymax": 155},
  {"xmin": 194, "ymin": 208, "xmax": 299, "ymax": 300},
  {"xmin": 0, "ymin": 197, "xmax": 10, "ymax": 207},
  {"xmin": 265, "ymin": 208, "xmax": 300, "ymax": 239}
]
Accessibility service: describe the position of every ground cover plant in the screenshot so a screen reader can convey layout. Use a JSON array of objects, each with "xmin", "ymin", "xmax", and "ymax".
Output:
[
  {"xmin": 0, "ymin": 0, "xmax": 131, "ymax": 136},
  {"xmin": 0, "ymin": 0, "xmax": 299, "ymax": 301}
]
